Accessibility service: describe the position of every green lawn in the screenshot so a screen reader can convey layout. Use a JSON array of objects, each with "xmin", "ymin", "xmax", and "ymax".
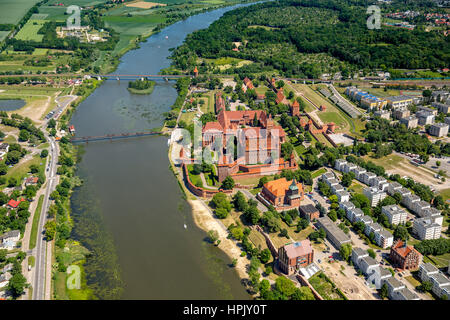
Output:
[
  {"xmin": 29, "ymin": 195, "xmax": 44, "ymax": 250},
  {"xmin": 427, "ymin": 253, "xmax": 450, "ymax": 269},
  {"xmin": 312, "ymin": 168, "xmax": 327, "ymax": 179}
]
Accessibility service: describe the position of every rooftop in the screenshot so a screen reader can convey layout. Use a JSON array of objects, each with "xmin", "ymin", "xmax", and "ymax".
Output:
[
  {"xmin": 283, "ymin": 240, "xmax": 313, "ymax": 259},
  {"xmin": 263, "ymin": 178, "xmax": 303, "ymax": 198},
  {"xmin": 299, "ymin": 204, "xmax": 318, "ymax": 214}
]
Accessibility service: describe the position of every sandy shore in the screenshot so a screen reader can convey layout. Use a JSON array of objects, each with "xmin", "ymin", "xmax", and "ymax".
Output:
[{"xmin": 188, "ymin": 199, "xmax": 250, "ymax": 281}]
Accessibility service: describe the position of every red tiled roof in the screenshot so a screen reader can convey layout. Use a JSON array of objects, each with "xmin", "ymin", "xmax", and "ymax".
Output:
[
  {"xmin": 8, "ymin": 198, "xmax": 25, "ymax": 208},
  {"xmin": 203, "ymin": 122, "xmax": 223, "ymax": 132},
  {"xmin": 264, "ymin": 178, "xmax": 303, "ymax": 197}
]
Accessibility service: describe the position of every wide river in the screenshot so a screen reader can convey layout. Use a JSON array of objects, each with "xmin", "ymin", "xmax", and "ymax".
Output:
[{"xmin": 69, "ymin": 3, "xmax": 255, "ymax": 300}]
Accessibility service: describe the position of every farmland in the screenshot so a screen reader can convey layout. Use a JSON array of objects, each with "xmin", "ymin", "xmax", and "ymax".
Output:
[
  {"xmin": 0, "ymin": 0, "xmax": 41, "ymax": 25},
  {"xmin": 15, "ymin": 19, "xmax": 47, "ymax": 42}
]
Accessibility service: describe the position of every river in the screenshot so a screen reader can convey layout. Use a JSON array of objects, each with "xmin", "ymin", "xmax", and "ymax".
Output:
[{"xmin": 69, "ymin": 3, "xmax": 256, "ymax": 300}]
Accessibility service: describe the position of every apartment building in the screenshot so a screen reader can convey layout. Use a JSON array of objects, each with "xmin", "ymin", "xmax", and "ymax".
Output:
[
  {"xmin": 382, "ymin": 205, "xmax": 407, "ymax": 225},
  {"xmin": 363, "ymin": 187, "xmax": 387, "ymax": 207},
  {"xmin": 429, "ymin": 123, "xmax": 449, "ymax": 137},
  {"xmin": 399, "ymin": 115, "xmax": 418, "ymax": 129},
  {"xmin": 413, "ymin": 218, "xmax": 441, "ymax": 240}
]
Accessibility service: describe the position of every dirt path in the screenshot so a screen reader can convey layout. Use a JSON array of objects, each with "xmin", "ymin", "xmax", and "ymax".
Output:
[
  {"xmin": 189, "ymin": 199, "xmax": 250, "ymax": 280},
  {"xmin": 387, "ymin": 162, "xmax": 449, "ymax": 191}
]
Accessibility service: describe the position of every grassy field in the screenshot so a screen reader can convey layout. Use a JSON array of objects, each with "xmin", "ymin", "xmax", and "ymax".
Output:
[
  {"xmin": 0, "ymin": 31, "xmax": 10, "ymax": 42},
  {"xmin": 29, "ymin": 195, "xmax": 44, "ymax": 250},
  {"xmin": 0, "ymin": 154, "xmax": 46, "ymax": 191},
  {"xmin": 0, "ymin": 0, "xmax": 41, "ymax": 25},
  {"xmin": 309, "ymin": 272, "xmax": 345, "ymax": 300},
  {"xmin": 439, "ymin": 188, "xmax": 450, "ymax": 201},
  {"xmin": 311, "ymin": 168, "xmax": 327, "ymax": 179},
  {"xmin": 15, "ymin": 19, "xmax": 47, "ymax": 42},
  {"xmin": 427, "ymin": 253, "xmax": 450, "ymax": 269}
]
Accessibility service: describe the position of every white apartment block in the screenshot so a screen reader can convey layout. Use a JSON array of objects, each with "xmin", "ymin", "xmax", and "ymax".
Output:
[
  {"xmin": 401, "ymin": 193, "xmax": 420, "ymax": 209},
  {"xmin": 387, "ymin": 182, "xmax": 402, "ymax": 196},
  {"xmin": 413, "ymin": 218, "xmax": 441, "ymax": 240},
  {"xmin": 429, "ymin": 123, "xmax": 449, "ymax": 137},
  {"xmin": 382, "ymin": 205, "xmax": 407, "ymax": 225},
  {"xmin": 363, "ymin": 187, "xmax": 387, "ymax": 207},
  {"xmin": 374, "ymin": 228, "xmax": 394, "ymax": 249},
  {"xmin": 360, "ymin": 171, "xmax": 377, "ymax": 186}
]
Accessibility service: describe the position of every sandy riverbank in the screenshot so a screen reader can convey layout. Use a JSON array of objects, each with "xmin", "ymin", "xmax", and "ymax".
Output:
[{"xmin": 188, "ymin": 199, "xmax": 250, "ymax": 282}]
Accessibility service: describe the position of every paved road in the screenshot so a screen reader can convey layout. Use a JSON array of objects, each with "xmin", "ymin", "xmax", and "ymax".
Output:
[
  {"xmin": 32, "ymin": 134, "xmax": 58, "ymax": 300},
  {"xmin": 239, "ymin": 189, "xmax": 268, "ymax": 213}
]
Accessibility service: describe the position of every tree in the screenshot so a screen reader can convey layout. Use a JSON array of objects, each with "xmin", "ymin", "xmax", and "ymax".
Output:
[
  {"xmin": 380, "ymin": 283, "xmax": 389, "ymax": 299},
  {"xmin": 419, "ymin": 281, "xmax": 433, "ymax": 292},
  {"xmin": 259, "ymin": 249, "xmax": 271, "ymax": 264},
  {"xmin": 232, "ymin": 191, "xmax": 247, "ymax": 212},
  {"xmin": 221, "ymin": 176, "xmax": 235, "ymax": 190},
  {"xmin": 207, "ymin": 230, "xmax": 219, "ymax": 245},
  {"xmin": 0, "ymin": 163, "xmax": 8, "ymax": 175},
  {"xmin": 339, "ymin": 243, "xmax": 352, "ymax": 262},
  {"xmin": 275, "ymin": 276, "xmax": 296, "ymax": 299},
  {"xmin": 18, "ymin": 130, "xmax": 30, "ymax": 142},
  {"xmin": 394, "ymin": 225, "xmax": 410, "ymax": 241},
  {"xmin": 0, "ymin": 249, "xmax": 6, "ymax": 262},
  {"xmin": 211, "ymin": 192, "xmax": 231, "ymax": 212},
  {"xmin": 7, "ymin": 273, "xmax": 27, "ymax": 299},
  {"xmin": 44, "ymin": 220, "xmax": 56, "ymax": 241},
  {"xmin": 328, "ymin": 209, "xmax": 337, "ymax": 222},
  {"xmin": 258, "ymin": 176, "xmax": 269, "ymax": 187},
  {"xmin": 280, "ymin": 228, "xmax": 289, "ymax": 238},
  {"xmin": 0, "ymin": 192, "xmax": 8, "ymax": 206},
  {"xmin": 244, "ymin": 205, "xmax": 260, "ymax": 225},
  {"xmin": 292, "ymin": 286, "xmax": 315, "ymax": 300},
  {"xmin": 341, "ymin": 172, "xmax": 355, "ymax": 187},
  {"xmin": 367, "ymin": 248, "xmax": 376, "ymax": 259},
  {"xmin": 215, "ymin": 207, "xmax": 229, "ymax": 219},
  {"xmin": 40, "ymin": 149, "xmax": 48, "ymax": 158}
]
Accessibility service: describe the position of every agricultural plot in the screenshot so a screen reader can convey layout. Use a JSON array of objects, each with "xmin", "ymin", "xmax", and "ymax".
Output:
[
  {"xmin": 0, "ymin": 0, "xmax": 41, "ymax": 25},
  {"xmin": 15, "ymin": 19, "xmax": 47, "ymax": 42},
  {"xmin": 0, "ymin": 31, "xmax": 10, "ymax": 42},
  {"xmin": 37, "ymin": 6, "xmax": 68, "ymax": 21},
  {"xmin": 103, "ymin": 14, "xmax": 166, "ymax": 36},
  {"xmin": 46, "ymin": 0, "xmax": 108, "ymax": 5}
]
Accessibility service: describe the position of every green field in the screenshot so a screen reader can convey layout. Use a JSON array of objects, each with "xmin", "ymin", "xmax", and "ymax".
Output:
[
  {"xmin": 29, "ymin": 195, "xmax": 44, "ymax": 250},
  {"xmin": 103, "ymin": 14, "xmax": 166, "ymax": 35},
  {"xmin": 0, "ymin": 31, "xmax": 10, "ymax": 42},
  {"xmin": 15, "ymin": 19, "xmax": 47, "ymax": 41},
  {"xmin": 308, "ymin": 272, "xmax": 345, "ymax": 300},
  {"xmin": 0, "ymin": 0, "xmax": 41, "ymax": 25}
]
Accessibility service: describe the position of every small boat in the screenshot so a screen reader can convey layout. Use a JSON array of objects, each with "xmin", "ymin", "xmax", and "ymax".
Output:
[
  {"xmin": 184, "ymin": 224, "xmax": 187, "ymax": 229},
  {"xmin": 165, "ymin": 36, "xmax": 168, "ymax": 39}
]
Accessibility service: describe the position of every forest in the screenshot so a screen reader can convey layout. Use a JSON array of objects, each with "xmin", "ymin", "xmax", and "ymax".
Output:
[{"xmin": 171, "ymin": 0, "xmax": 449, "ymax": 78}]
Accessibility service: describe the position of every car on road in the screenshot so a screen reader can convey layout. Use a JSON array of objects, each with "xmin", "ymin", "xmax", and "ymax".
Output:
[{"xmin": 318, "ymin": 259, "xmax": 321, "ymax": 263}]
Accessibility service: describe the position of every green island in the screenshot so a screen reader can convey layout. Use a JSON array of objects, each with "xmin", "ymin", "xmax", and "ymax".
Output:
[{"xmin": 127, "ymin": 78, "xmax": 156, "ymax": 94}]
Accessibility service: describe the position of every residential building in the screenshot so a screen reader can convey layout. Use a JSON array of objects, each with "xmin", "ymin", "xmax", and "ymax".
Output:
[
  {"xmin": 363, "ymin": 187, "xmax": 387, "ymax": 207},
  {"xmin": 325, "ymin": 178, "xmax": 339, "ymax": 188},
  {"xmin": 445, "ymin": 117, "xmax": 450, "ymax": 125},
  {"xmin": 351, "ymin": 166, "xmax": 367, "ymax": 181},
  {"xmin": 416, "ymin": 111, "xmax": 435, "ymax": 126},
  {"xmin": 357, "ymin": 215, "xmax": 373, "ymax": 226},
  {"xmin": 359, "ymin": 256, "xmax": 380, "ymax": 275},
  {"xmin": 387, "ymin": 182, "xmax": 403, "ymax": 196},
  {"xmin": 360, "ymin": 171, "xmax": 377, "ymax": 186},
  {"xmin": 382, "ymin": 205, "xmax": 407, "ymax": 225},
  {"xmin": 399, "ymin": 115, "xmax": 418, "ymax": 129},
  {"xmin": 342, "ymin": 162, "xmax": 357, "ymax": 174},
  {"xmin": 0, "ymin": 230, "xmax": 20, "ymax": 250},
  {"xmin": 401, "ymin": 193, "xmax": 420, "ymax": 209},
  {"xmin": 351, "ymin": 247, "xmax": 369, "ymax": 266},
  {"xmin": 339, "ymin": 201, "xmax": 355, "ymax": 214},
  {"xmin": 390, "ymin": 240, "xmax": 422, "ymax": 270},
  {"xmin": 386, "ymin": 96, "xmax": 414, "ymax": 109},
  {"xmin": 321, "ymin": 172, "xmax": 335, "ymax": 182},
  {"xmin": 334, "ymin": 159, "xmax": 347, "ymax": 172},
  {"xmin": 397, "ymin": 187, "xmax": 412, "ymax": 199},
  {"xmin": 429, "ymin": 123, "xmax": 449, "ymax": 137},
  {"xmin": 278, "ymin": 240, "xmax": 314, "ymax": 275},
  {"xmin": 299, "ymin": 204, "xmax": 319, "ymax": 221},
  {"xmin": 384, "ymin": 277, "xmax": 405, "ymax": 297},
  {"xmin": 0, "ymin": 273, "xmax": 12, "ymax": 289},
  {"xmin": 432, "ymin": 101, "xmax": 450, "ymax": 114},
  {"xmin": 371, "ymin": 176, "xmax": 389, "ymax": 192},
  {"xmin": 419, "ymin": 263, "xmax": 450, "ymax": 299},
  {"xmin": 374, "ymin": 229, "xmax": 394, "ymax": 249},
  {"xmin": 348, "ymin": 207, "xmax": 364, "ymax": 223},
  {"xmin": 316, "ymin": 216, "xmax": 351, "ymax": 249},
  {"xmin": 431, "ymin": 91, "xmax": 450, "ymax": 102},
  {"xmin": 331, "ymin": 183, "xmax": 345, "ymax": 193},
  {"xmin": 365, "ymin": 222, "xmax": 382, "ymax": 237},
  {"xmin": 393, "ymin": 108, "xmax": 410, "ymax": 120},
  {"xmin": 411, "ymin": 200, "xmax": 430, "ymax": 216},
  {"xmin": 336, "ymin": 190, "xmax": 350, "ymax": 202},
  {"xmin": 413, "ymin": 218, "xmax": 441, "ymax": 240},
  {"xmin": 7, "ymin": 198, "xmax": 26, "ymax": 209},
  {"xmin": 260, "ymin": 178, "xmax": 304, "ymax": 210},
  {"xmin": 417, "ymin": 105, "xmax": 438, "ymax": 116},
  {"xmin": 419, "ymin": 207, "xmax": 443, "ymax": 226},
  {"xmin": 391, "ymin": 287, "xmax": 420, "ymax": 300},
  {"xmin": 374, "ymin": 109, "xmax": 391, "ymax": 119}
]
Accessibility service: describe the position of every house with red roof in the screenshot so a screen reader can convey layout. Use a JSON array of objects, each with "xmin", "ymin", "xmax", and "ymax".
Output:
[
  {"xmin": 278, "ymin": 240, "xmax": 314, "ymax": 275},
  {"xmin": 7, "ymin": 198, "xmax": 26, "ymax": 209}
]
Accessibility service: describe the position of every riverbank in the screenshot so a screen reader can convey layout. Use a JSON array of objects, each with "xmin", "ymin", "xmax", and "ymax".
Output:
[{"xmin": 188, "ymin": 199, "xmax": 250, "ymax": 281}]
